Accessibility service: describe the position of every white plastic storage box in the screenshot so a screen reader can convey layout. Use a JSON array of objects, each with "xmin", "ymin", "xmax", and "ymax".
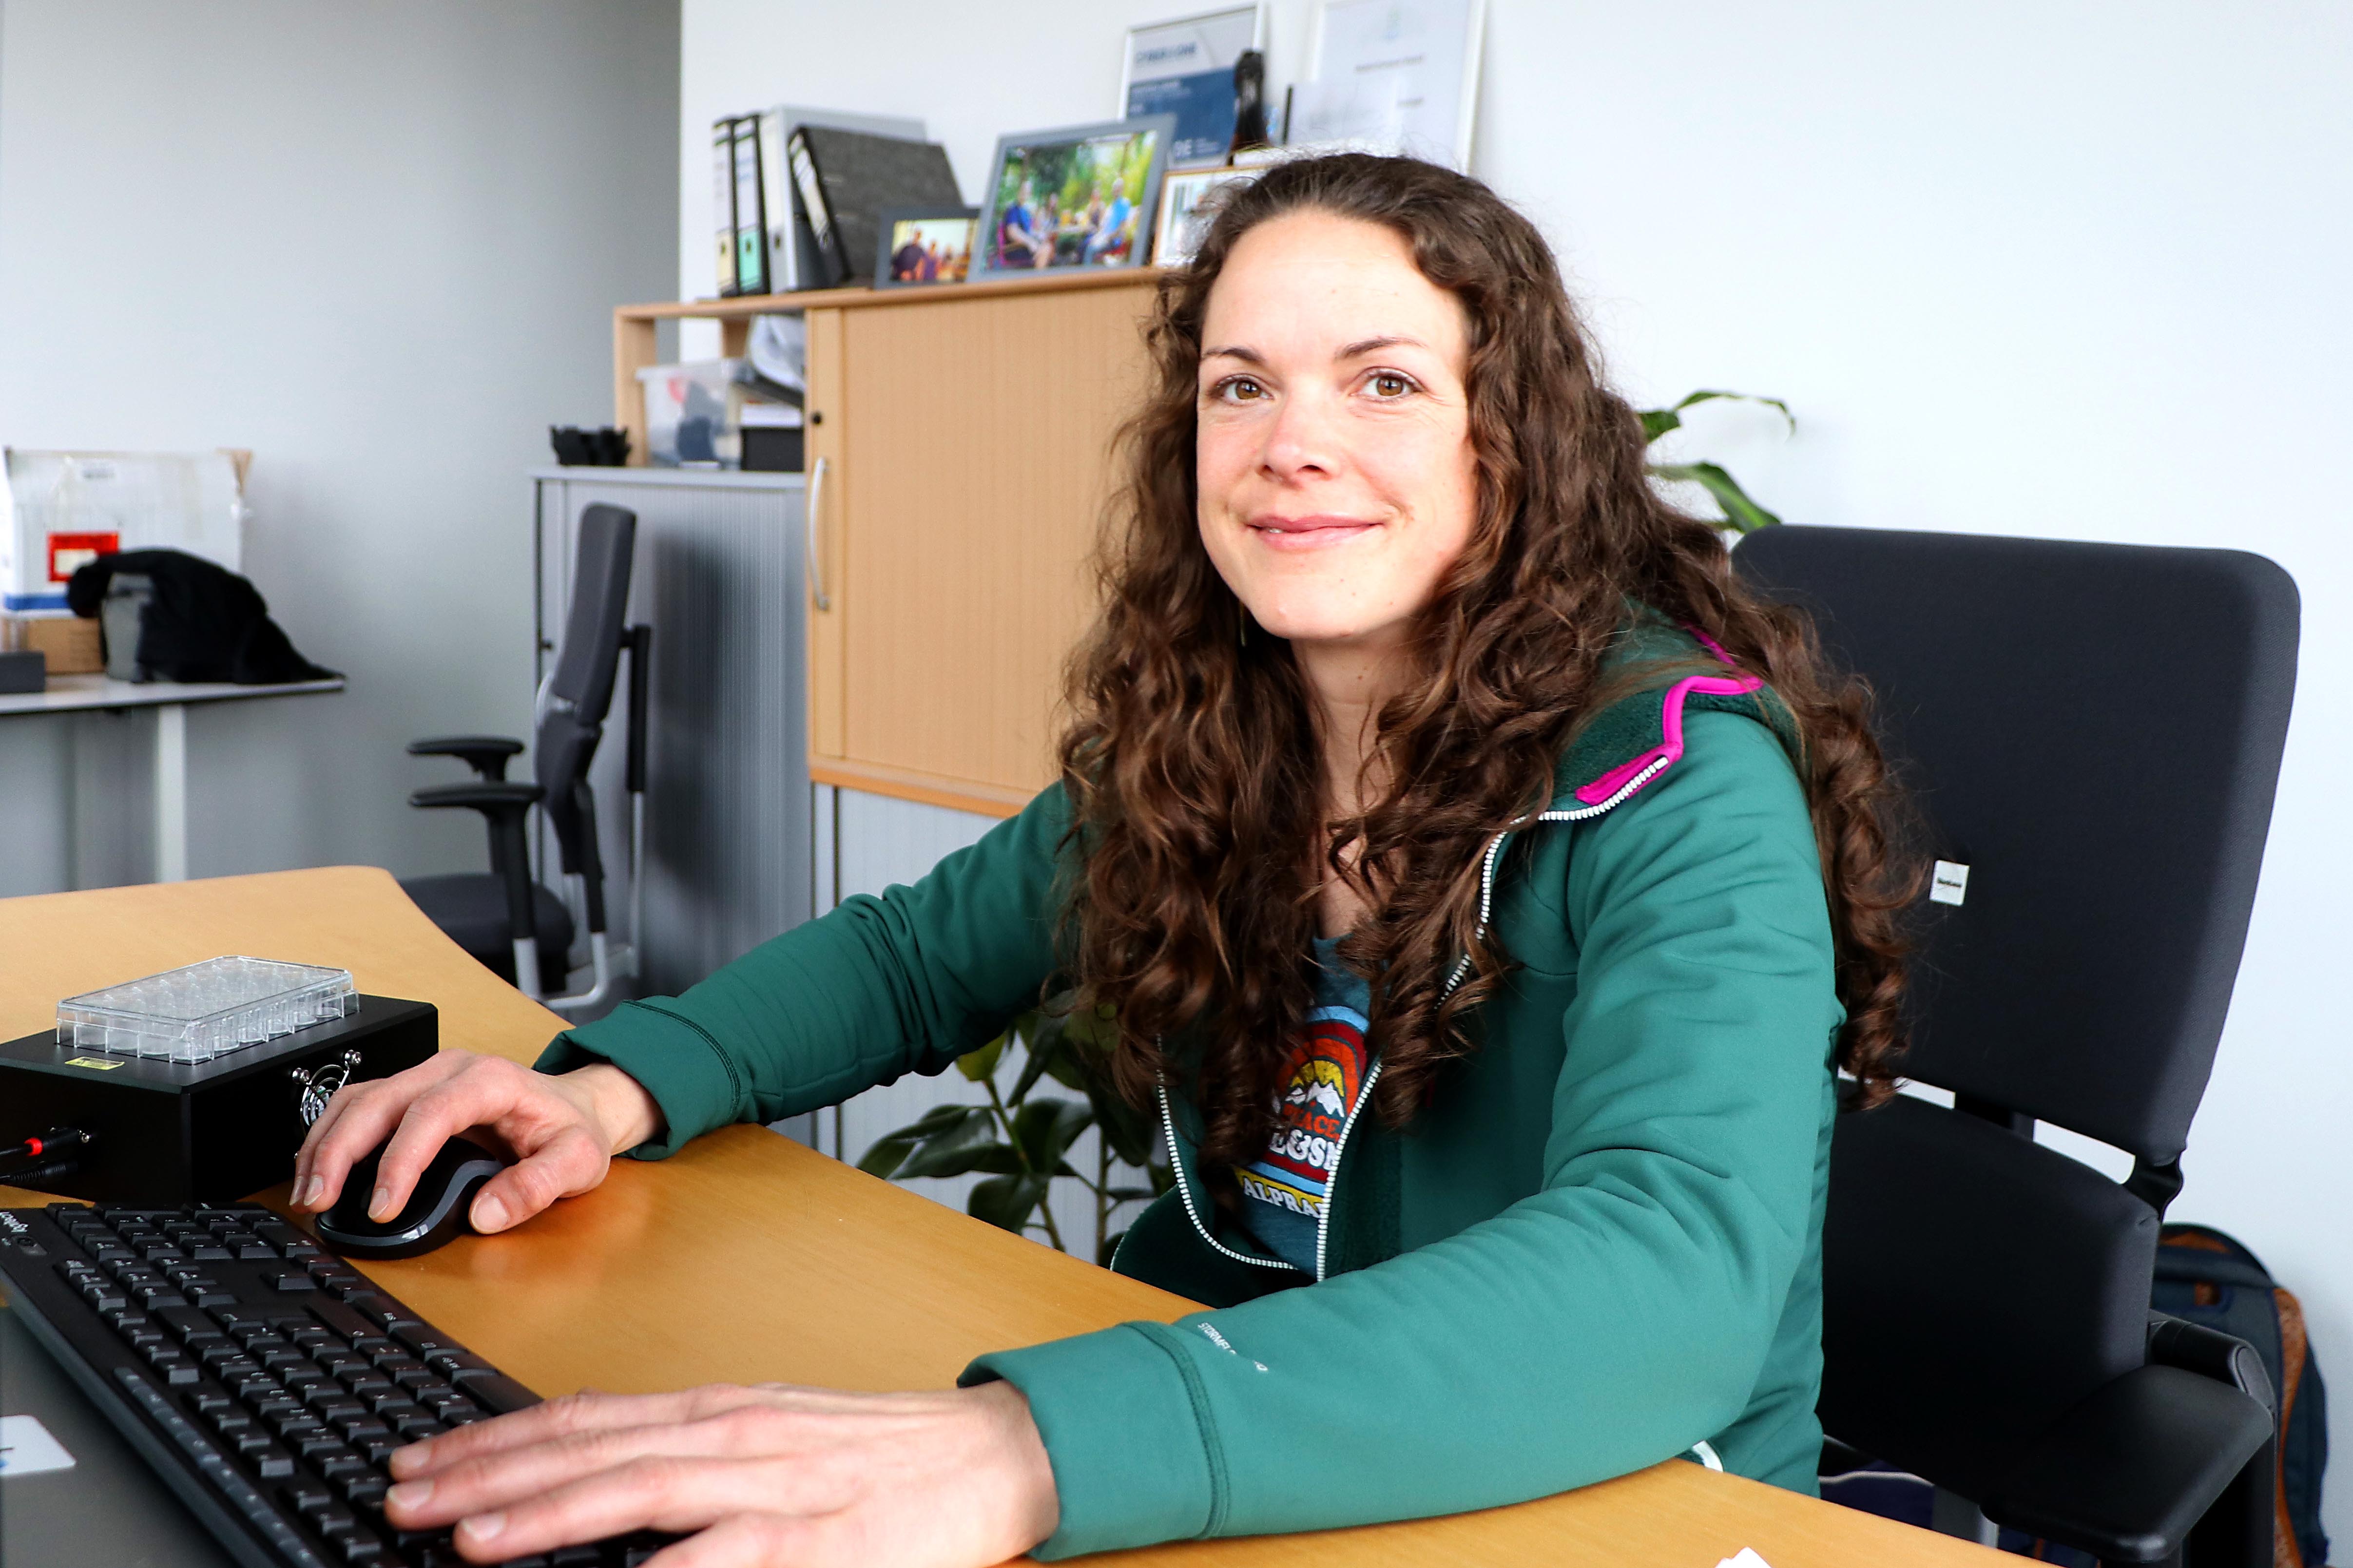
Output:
[{"xmin": 636, "ymin": 360, "xmax": 799, "ymax": 468}]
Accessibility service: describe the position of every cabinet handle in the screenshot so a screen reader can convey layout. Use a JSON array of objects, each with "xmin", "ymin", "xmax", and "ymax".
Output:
[{"xmin": 806, "ymin": 455, "xmax": 831, "ymax": 612}]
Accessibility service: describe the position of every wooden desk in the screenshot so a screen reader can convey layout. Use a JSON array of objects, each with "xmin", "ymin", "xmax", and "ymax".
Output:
[{"xmin": 0, "ymin": 869, "xmax": 1995, "ymax": 1566}]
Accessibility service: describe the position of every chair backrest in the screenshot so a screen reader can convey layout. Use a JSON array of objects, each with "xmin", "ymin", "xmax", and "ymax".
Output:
[
  {"xmin": 1732, "ymin": 526, "xmax": 2298, "ymax": 1495},
  {"xmin": 536, "ymin": 504, "xmax": 637, "ymax": 877},
  {"xmin": 1733, "ymin": 526, "xmax": 2298, "ymax": 1167}
]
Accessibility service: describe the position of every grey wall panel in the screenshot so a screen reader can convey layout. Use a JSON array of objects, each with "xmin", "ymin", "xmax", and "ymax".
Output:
[{"xmin": 535, "ymin": 471, "xmax": 810, "ymax": 999}]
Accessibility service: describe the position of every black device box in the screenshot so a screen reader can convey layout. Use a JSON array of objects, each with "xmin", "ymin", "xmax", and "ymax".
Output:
[
  {"xmin": 0, "ymin": 995, "xmax": 436, "ymax": 1205},
  {"xmin": 741, "ymin": 425, "xmax": 804, "ymax": 472}
]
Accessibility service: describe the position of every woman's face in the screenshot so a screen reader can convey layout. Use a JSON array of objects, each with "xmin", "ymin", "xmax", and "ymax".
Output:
[{"xmin": 1195, "ymin": 210, "xmax": 1478, "ymax": 655}]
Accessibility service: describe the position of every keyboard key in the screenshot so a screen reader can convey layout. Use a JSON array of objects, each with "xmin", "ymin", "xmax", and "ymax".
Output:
[
  {"xmin": 281, "ymin": 1477, "xmax": 333, "ymax": 1510},
  {"xmin": 251, "ymin": 1446, "xmax": 296, "ymax": 1479},
  {"xmin": 451, "ymin": 1369, "xmax": 540, "ymax": 1415},
  {"xmin": 265, "ymin": 1267, "xmax": 317, "ymax": 1293},
  {"xmin": 392, "ymin": 1322, "xmax": 455, "ymax": 1356},
  {"xmin": 341, "ymin": 1473, "xmax": 389, "ymax": 1509},
  {"xmin": 333, "ymin": 1537, "xmax": 386, "ymax": 1563}
]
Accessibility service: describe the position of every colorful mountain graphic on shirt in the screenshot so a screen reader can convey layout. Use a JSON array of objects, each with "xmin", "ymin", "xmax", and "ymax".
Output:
[{"xmin": 1236, "ymin": 1004, "xmax": 1369, "ymax": 1221}]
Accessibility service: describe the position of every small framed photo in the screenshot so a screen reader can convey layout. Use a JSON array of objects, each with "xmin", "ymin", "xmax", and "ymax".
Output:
[
  {"xmin": 974, "ymin": 115, "xmax": 1177, "ymax": 278},
  {"xmin": 874, "ymin": 206, "xmax": 979, "ymax": 288},
  {"xmin": 1152, "ymin": 165, "xmax": 1263, "ymax": 267}
]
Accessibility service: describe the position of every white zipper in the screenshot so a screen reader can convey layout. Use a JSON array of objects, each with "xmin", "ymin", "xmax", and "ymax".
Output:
[
  {"xmin": 1177, "ymin": 761, "xmax": 1671, "ymax": 1282},
  {"xmin": 1310, "ymin": 1058, "xmax": 1382, "ymax": 1280},
  {"xmin": 1158, "ymin": 1082, "xmax": 1300, "ymax": 1273}
]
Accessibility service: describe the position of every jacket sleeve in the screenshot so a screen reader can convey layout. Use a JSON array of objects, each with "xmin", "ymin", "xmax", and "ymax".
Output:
[
  {"xmin": 534, "ymin": 786, "xmax": 1069, "ymax": 1155},
  {"xmin": 965, "ymin": 714, "xmax": 1842, "ymax": 1557}
]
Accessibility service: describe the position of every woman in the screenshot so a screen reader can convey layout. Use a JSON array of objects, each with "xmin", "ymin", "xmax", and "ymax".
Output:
[{"xmin": 298, "ymin": 153, "xmax": 1909, "ymax": 1566}]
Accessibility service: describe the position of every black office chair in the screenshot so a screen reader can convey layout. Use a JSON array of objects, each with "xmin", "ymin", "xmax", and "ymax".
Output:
[
  {"xmin": 1733, "ymin": 526, "xmax": 2299, "ymax": 1567},
  {"xmin": 401, "ymin": 503, "xmax": 650, "ymax": 1006}
]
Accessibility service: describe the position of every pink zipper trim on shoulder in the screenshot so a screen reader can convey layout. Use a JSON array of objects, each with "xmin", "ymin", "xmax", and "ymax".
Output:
[{"xmin": 1571, "ymin": 672, "xmax": 1764, "ymax": 806}]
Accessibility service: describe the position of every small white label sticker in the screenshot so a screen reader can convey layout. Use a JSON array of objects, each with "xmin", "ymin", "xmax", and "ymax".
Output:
[
  {"xmin": 1930, "ymin": 860, "xmax": 1970, "ymax": 906},
  {"xmin": 0, "ymin": 1414, "xmax": 77, "ymax": 1476}
]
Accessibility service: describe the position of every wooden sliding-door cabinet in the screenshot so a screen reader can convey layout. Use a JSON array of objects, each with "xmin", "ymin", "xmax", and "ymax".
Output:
[{"xmin": 803, "ymin": 273, "xmax": 1157, "ymax": 817}]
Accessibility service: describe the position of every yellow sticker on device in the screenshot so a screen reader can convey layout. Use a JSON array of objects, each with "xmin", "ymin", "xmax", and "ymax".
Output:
[{"xmin": 62, "ymin": 1056, "xmax": 124, "ymax": 1071}]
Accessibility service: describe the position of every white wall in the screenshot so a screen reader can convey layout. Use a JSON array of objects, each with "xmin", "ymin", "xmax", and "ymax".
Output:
[
  {"xmin": 681, "ymin": 2, "xmax": 2350, "ymax": 1540},
  {"xmin": 0, "ymin": 0, "xmax": 679, "ymax": 893}
]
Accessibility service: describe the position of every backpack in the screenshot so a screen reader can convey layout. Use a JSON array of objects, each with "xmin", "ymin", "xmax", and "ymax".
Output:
[{"xmin": 2154, "ymin": 1224, "xmax": 2331, "ymax": 1568}]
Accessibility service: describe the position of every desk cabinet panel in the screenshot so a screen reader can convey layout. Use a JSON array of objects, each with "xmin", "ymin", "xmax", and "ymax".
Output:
[{"xmin": 805, "ymin": 276, "xmax": 1156, "ymax": 817}]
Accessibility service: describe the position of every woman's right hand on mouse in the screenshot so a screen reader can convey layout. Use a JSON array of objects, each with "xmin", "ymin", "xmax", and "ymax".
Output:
[{"xmin": 291, "ymin": 1052, "xmax": 663, "ymax": 1234}]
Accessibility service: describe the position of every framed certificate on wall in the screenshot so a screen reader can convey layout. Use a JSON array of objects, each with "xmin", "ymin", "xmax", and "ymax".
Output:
[{"xmin": 1121, "ymin": 5, "xmax": 1267, "ymax": 169}]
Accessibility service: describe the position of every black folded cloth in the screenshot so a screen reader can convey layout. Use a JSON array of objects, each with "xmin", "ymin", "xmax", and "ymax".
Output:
[{"xmin": 66, "ymin": 548, "xmax": 339, "ymax": 685}]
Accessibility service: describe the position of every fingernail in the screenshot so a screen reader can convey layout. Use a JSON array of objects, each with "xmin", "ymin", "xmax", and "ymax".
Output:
[
  {"xmin": 462, "ymin": 1512, "xmax": 505, "ymax": 1544},
  {"xmin": 386, "ymin": 1479, "xmax": 432, "ymax": 1511},
  {"xmin": 389, "ymin": 1437, "xmax": 433, "ymax": 1474},
  {"xmin": 369, "ymin": 1186, "xmax": 391, "ymax": 1220},
  {"xmin": 304, "ymin": 1174, "xmax": 324, "ymax": 1207},
  {"xmin": 473, "ymin": 1195, "xmax": 508, "ymax": 1231}
]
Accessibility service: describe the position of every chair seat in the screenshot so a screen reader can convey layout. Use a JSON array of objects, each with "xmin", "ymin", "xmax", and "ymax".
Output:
[{"xmin": 400, "ymin": 874, "xmax": 575, "ymax": 986}]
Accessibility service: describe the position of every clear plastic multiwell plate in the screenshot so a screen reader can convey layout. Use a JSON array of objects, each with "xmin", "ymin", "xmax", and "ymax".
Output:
[{"xmin": 56, "ymin": 956, "xmax": 356, "ymax": 1063}]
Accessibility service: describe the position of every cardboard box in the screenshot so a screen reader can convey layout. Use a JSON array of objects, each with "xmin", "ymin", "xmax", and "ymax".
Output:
[{"xmin": 6, "ymin": 613, "xmax": 101, "ymax": 675}]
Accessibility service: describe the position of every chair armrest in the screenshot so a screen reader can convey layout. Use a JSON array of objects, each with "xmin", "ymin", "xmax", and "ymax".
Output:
[
  {"xmin": 2148, "ymin": 1312, "xmax": 2276, "ymax": 1413},
  {"xmin": 409, "ymin": 781, "xmax": 543, "ymax": 814},
  {"xmin": 408, "ymin": 735, "xmax": 525, "ymax": 781},
  {"xmin": 1982, "ymin": 1363, "xmax": 2274, "ymax": 1563}
]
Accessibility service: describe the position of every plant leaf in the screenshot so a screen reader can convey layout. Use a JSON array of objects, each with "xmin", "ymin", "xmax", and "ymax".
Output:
[
  {"xmin": 1669, "ymin": 388, "xmax": 1794, "ymax": 432},
  {"xmin": 1648, "ymin": 461, "xmax": 1785, "ymax": 534},
  {"xmin": 967, "ymin": 1172, "xmax": 1052, "ymax": 1234},
  {"xmin": 1087, "ymin": 1077, "xmax": 1158, "ymax": 1169},
  {"xmin": 1104, "ymin": 1186, "xmax": 1164, "ymax": 1203},
  {"xmin": 956, "ymin": 1033, "xmax": 1007, "ymax": 1083},
  {"xmin": 855, "ymin": 1102, "xmax": 984, "ymax": 1177},
  {"xmin": 1013, "ymin": 1097, "xmax": 1094, "ymax": 1172},
  {"xmin": 1639, "ymin": 407, "xmax": 1683, "ymax": 442},
  {"xmin": 898, "ymin": 1139, "xmax": 1022, "ymax": 1179},
  {"xmin": 1007, "ymin": 1015, "xmax": 1067, "ymax": 1104}
]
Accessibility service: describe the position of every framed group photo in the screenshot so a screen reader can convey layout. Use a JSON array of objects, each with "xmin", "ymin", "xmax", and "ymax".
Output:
[
  {"xmin": 974, "ymin": 115, "xmax": 1176, "ymax": 278},
  {"xmin": 874, "ymin": 205, "xmax": 978, "ymax": 287}
]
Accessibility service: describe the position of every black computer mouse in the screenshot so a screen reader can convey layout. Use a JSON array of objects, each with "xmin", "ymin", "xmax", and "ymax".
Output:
[{"xmin": 315, "ymin": 1134, "xmax": 507, "ymax": 1260}]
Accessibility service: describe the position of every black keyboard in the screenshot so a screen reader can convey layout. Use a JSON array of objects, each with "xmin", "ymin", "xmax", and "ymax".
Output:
[{"xmin": 0, "ymin": 1202, "xmax": 670, "ymax": 1568}]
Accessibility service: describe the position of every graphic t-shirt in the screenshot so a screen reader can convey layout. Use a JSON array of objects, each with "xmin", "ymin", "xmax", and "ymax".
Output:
[{"xmin": 1235, "ymin": 937, "xmax": 1372, "ymax": 1273}]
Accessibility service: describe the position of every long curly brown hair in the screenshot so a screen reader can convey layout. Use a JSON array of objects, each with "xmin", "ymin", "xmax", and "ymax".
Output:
[{"xmin": 1059, "ymin": 154, "xmax": 1913, "ymax": 1173}]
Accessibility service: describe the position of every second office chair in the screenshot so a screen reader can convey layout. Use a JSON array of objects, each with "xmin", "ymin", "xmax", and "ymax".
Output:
[{"xmin": 401, "ymin": 503, "xmax": 649, "ymax": 1006}]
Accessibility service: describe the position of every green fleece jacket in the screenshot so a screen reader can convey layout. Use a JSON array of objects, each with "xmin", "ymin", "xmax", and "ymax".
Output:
[{"xmin": 538, "ymin": 629, "xmax": 1843, "ymax": 1558}]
